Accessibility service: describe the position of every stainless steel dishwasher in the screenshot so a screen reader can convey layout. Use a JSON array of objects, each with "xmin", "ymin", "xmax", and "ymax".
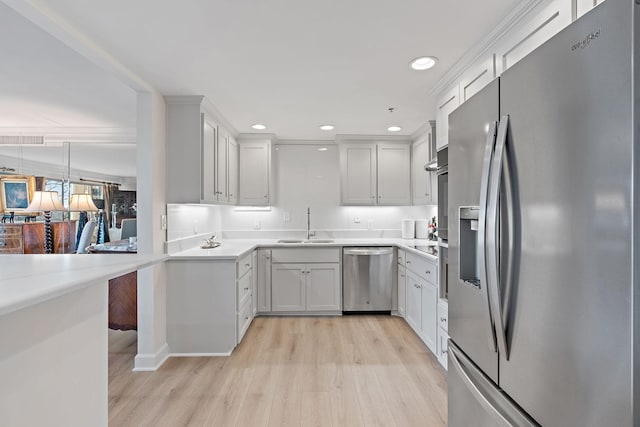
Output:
[{"xmin": 343, "ymin": 247, "xmax": 395, "ymax": 312}]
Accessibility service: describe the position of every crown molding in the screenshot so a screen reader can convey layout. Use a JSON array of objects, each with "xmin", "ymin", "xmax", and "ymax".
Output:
[
  {"xmin": 237, "ymin": 133, "xmax": 278, "ymax": 142},
  {"xmin": 430, "ymin": 0, "xmax": 545, "ymax": 97},
  {"xmin": 334, "ymin": 134, "xmax": 412, "ymax": 143},
  {"xmin": 200, "ymin": 98, "xmax": 239, "ymax": 138},
  {"xmin": 163, "ymin": 95, "xmax": 204, "ymax": 105},
  {"xmin": 0, "ymin": 127, "xmax": 136, "ymax": 144},
  {"xmin": 275, "ymin": 139, "xmax": 335, "ymax": 146}
]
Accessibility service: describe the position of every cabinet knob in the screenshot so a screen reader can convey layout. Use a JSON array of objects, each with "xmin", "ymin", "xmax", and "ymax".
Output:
[
  {"xmin": 426, "ymin": 270, "xmax": 431, "ymax": 274},
  {"xmin": 265, "ymin": 255, "xmax": 270, "ymax": 260},
  {"xmin": 440, "ymin": 317, "xmax": 447, "ymax": 322},
  {"xmin": 425, "ymin": 193, "xmax": 429, "ymax": 196},
  {"xmin": 264, "ymin": 195, "xmax": 268, "ymax": 198},
  {"xmin": 246, "ymin": 263, "xmax": 250, "ymax": 267},
  {"xmin": 244, "ymin": 316, "xmax": 249, "ymax": 321},
  {"xmin": 406, "ymin": 260, "xmax": 411, "ymax": 264},
  {"xmin": 244, "ymin": 287, "xmax": 249, "ymax": 291},
  {"xmin": 229, "ymin": 193, "xmax": 233, "ymax": 197}
]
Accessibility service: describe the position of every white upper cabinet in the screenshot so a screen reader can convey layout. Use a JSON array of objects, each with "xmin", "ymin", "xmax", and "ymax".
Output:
[
  {"xmin": 459, "ymin": 57, "xmax": 495, "ymax": 104},
  {"xmin": 238, "ymin": 139, "xmax": 272, "ymax": 206},
  {"xmin": 165, "ymin": 95, "xmax": 238, "ymax": 205},
  {"xmin": 340, "ymin": 143, "xmax": 377, "ymax": 205},
  {"xmin": 435, "ymin": 85, "xmax": 460, "ymax": 150},
  {"xmin": 577, "ymin": 0, "xmax": 603, "ymax": 19},
  {"xmin": 201, "ymin": 117, "xmax": 217, "ymax": 202},
  {"xmin": 340, "ymin": 141, "xmax": 411, "ymax": 206},
  {"xmin": 493, "ymin": 0, "xmax": 571, "ymax": 76},
  {"xmin": 377, "ymin": 143, "xmax": 411, "ymax": 206},
  {"xmin": 412, "ymin": 133, "xmax": 435, "ymax": 205},
  {"xmin": 228, "ymin": 135, "xmax": 238, "ymax": 205}
]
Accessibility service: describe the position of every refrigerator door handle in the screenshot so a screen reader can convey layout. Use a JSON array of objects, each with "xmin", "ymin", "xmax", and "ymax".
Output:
[
  {"xmin": 449, "ymin": 344, "xmax": 513, "ymax": 427},
  {"xmin": 487, "ymin": 115, "xmax": 510, "ymax": 360},
  {"xmin": 478, "ymin": 120, "xmax": 498, "ymax": 353}
]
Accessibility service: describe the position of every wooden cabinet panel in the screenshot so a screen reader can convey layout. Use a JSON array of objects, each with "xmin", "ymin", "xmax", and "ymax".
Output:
[
  {"xmin": 420, "ymin": 281, "xmax": 438, "ymax": 354},
  {"xmin": 0, "ymin": 224, "xmax": 23, "ymax": 254},
  {"xmin": 436, "ymin": 85, "xmax": 460, "ymax": 150},
  {"xmin": 228, "ymin": 136, "xmax": 238, "ymax": 205},
  {"xmin": 201, "ymin": 117, "xmax": 217, "ymax": 202},
  {"xmin": 460, "ymin": 57, "xmax": 495, "ymax": 103},
  {"xmin": 217, "ymin": 128, "xmax": 229, "ymax": 203},
  {"xmin": 398, "ymin": 265, "xmax": 406, "ymax": 317},
  {"xmin": 412, "ymin": 137, "xmax": 433, "ymax": 205},
  {"xmin": 108, "ymin": 271, "xmax": 137, "ymax": 331},
  {"xmin": 405, "ymin": 271, "xmax": 422, "ymax": 332},
  {"xmin": 256, "ymin": 249, "xmax": 272, "ymax": 313},
  {"xmin": 23, "ymin": 221, "xmax": 76, "ymax": 254}
]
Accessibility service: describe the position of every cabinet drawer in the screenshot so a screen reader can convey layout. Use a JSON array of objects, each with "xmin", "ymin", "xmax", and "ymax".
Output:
[
  {"xmin": 0, "ymin": 225, "xmax": 22, "ymax": 237},
  {"xmin": 237, "ymin": 252, "xmax": 252, "ymax": 278},
  {"xmin": 237, "ymin": 270, "xmax": 252, "ymax": 309},
  {"xmin": 397, "ymin": 249, "xmax": 406, "ymax": 266},
  {"xmin": 271, "ymin": 248, "xmax": 340, "ymax": 263},
  {"xmin": 0, "ymin": 237, "xmax": 23, "ymax": 253},
  {"xmin": 237, "ymin": 298, "xmax": 253, "ymax": 343},
  {"xmin": 438, "ymin": 300, "xmax": 448, "ymax": 332},
  {"xmin": 406, "ymin": 252, "xmax": 437, "ymax": 284}
]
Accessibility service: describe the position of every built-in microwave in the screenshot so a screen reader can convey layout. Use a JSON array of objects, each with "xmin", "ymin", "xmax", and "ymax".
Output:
[{"xmin": 437, "ymin": 147, "xmax": 448, "ymax": 241}]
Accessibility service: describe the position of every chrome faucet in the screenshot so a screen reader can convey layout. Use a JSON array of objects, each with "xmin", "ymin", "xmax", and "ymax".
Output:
[{"xmin": 307, "ymin": 207, "xmax": 315, "ymax": 240}]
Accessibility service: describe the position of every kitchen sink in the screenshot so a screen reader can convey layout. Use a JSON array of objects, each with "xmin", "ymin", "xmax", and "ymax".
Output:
[
  {"xmin": 277, "ymin": 239, "xmax": 303, "ymax": 243},
  {"xmin": 276, "ymin": 239, "xmax": 335, "ymax": 244}
]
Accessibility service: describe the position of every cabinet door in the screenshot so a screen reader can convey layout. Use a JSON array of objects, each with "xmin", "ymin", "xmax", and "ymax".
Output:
[
  {"xmin": 251, "ymin": 250, "xmax": 258, "ymax": 316},
  {"xmin": 437, "ymin": 327, "xmax": 449, "ymax": 370},
  {"xmin": 436, "ymin": 85, "xmax": 460, "ymax": 150},
  {"xmin": 271, "ymin": 264, "xmax": 305, "ymax": 312},
  {"xmin": 459, "ymin": 57, "xmax": 495, "ymax": 104},
  {"xmin": 201, "ymin": 118, "xmax": 217, "ymax": 202},
  {"xmin": 340, "ymin": 143, "xmax": 376, "ymax": 205},
  {"xmin": 577, "ymin": 0, "xmax": 601, "ymax": 18},
  {"xmin": 493, "ymin": 0, "xmax": 571, "ymax": 75},
  {"xmin": 412, "ymin": 138, "xmax": 432, "ymax": 205},
  {"xmin": 420, "ymin": 280, "xmax": 438, "ymax": 354},
  {"xmin": 216, "ymin": 128, "xmax": 229, "ymax": 203},
  {"xmin": 398, "ymin": 265, "xmax": 407, "ymax": 317},
  {"xmin": 239, "ymin": 141, "xmax": 271, "ymax": 206},
  {"xmin": 257, "ymin": 249, "xmax": 272, "ymax": 312},
  {"xmin": 405, "ymin": 271, "xmax": 422, "ymax": 333},
  {"xmin": 306, "ymin": 263, "xmax": 341, "ymax": 311},
  {"xmin": 228, "ymin": 135, "xmax": 238, "ymax": 205},
  {"xmin": 377, "ymin": 143, "xmax": 411, "ymax": 205}
]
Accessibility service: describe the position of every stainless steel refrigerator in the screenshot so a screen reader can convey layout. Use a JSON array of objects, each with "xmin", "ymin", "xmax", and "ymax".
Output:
[{"xmin": 447, "ymin": 1, "xmax": 638, "ymax": 426}]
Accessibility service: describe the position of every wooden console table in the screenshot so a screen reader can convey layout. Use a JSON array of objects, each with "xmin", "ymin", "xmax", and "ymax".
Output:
[
  {"xmin": 89, "ymin": 240, "xmax": 137, "ymax": 331},
  {"xmin": 0, "ymin": 221, "xmax": 76, "ymax": 254}
]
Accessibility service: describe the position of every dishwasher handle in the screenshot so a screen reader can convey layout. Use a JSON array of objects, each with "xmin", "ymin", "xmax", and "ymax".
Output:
[{"xmin": 343, "ymin": 247, "xmax": 393, "ymax": 256}]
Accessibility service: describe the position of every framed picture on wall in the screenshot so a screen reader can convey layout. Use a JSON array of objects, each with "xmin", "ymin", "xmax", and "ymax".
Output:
[{"xmin": 0, "ymin": 177, "xmax": 32, "ymax": 212}]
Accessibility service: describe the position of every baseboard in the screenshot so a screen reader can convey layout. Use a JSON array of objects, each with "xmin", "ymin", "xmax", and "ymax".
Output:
[
  {"xmin": 133, "ymin": 343, "xmax": 170, "ymax": 371},
  {"xmin": 169, "ymin": 352, "xmax": 232, "ymax": 357}
]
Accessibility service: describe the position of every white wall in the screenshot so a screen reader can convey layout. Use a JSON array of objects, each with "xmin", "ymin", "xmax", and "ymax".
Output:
[
  {"xmin": 220, "ymin": 143, "xmax": 435, "ymax": 238},
  {"xmin": 166, "ymin": 203, "xmax": 221, "ymax": 241}
]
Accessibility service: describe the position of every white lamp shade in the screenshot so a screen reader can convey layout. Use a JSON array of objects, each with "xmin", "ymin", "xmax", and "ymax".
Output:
[
  {"xmin": 68, "ymin": 193, "xmax": 98, "ymax": 212},
  {"xmin": 25, "ymin": 191, "xmax": 65, "ymax": 212}
]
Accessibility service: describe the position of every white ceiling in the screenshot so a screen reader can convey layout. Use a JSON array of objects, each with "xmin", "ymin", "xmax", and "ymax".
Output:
[{"xmin": 11, "ymin": 0, "xmax": 519, "ymax": 140}]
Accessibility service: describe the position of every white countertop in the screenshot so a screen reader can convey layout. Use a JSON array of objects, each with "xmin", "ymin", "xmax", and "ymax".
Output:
[
  {"xmin": 169, "ymin": 238, "xmax": 439, "ymax": 262},
  {"xmin": 0, "ymin": 254, "xmax": 164, "ymax": 316}
]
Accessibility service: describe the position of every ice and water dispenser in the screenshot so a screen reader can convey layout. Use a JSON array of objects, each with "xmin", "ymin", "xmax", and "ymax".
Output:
[{"xmin": 459, "ymin": 207, "xmax": 482, "ymax": 290}]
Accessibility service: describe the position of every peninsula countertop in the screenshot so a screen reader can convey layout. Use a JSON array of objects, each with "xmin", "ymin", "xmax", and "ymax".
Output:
[{"xmin": 0, "ymin": 254, "xmax": 164, "ymax": 316}]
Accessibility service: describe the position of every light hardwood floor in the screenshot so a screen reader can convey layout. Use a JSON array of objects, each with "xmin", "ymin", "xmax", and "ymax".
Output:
[{"xmin": 109, "ymin": 316, "xmax": 447, "ymax": 427}]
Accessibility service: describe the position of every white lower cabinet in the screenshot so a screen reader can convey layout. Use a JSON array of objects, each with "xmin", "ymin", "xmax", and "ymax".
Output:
[
  {"xmin": 271, "ymin": 264, "xmax": 306, "ymax": 312},
  {"xmin": 398, "ymin": 264, "xmax": 406, "ymax": 317},
  {"xmin": 437, "ymin": 327, "xmax": 449, "ymax": 370},
  {"xmin": 404, "ymin": 253, "xmax": 439, "ymax": 355},
  {"xmin": 420, "ymin": 279, "xmax": 438, "ymax": 354},
  {"xmin": 256, "ymin": 249, "xmax": 272, "ymax": 313},
  {"xmin": 166, "ymin": 252, "xmax": 255, "ymax": 355},
  {"xmin": 271, "ymin": 262, "xmax": 341, "ymax": 312},
  {"xmin": 306, "ymin": 264, "xmax": 341, "ymax": 311}
]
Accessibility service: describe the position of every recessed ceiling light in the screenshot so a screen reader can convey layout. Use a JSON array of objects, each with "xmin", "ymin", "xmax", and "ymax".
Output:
[
  {"xmin": 410, "ymin": 56, "xmax": 438, "ymax": 71},
  {"xmin": 317, "ymin": 147, "xmax": 329, "ymax": 151},
  {"xmin": 320, "ymin": 125, "xmax": 334, "ymax": 131},
  {"xmin": 388, "ymin": 126, "xmax": 402, "ymax": 132},
  {"xmin": 251, "ymin": 124, "xmax": 267, "ymax": 130}
]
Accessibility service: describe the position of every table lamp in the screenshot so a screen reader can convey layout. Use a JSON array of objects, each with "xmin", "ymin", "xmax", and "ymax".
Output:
[
  {"xmin": 69, "ymin": 193, "xmax": 99, "ymax": 251},
  {"xmin": 25, "ymin": 191, "xmax": 65, "ymax": 254}
]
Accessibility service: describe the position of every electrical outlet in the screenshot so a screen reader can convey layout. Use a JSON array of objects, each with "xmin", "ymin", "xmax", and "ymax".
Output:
[
  {"xmin": 283, "ymin": 211, "xmax": 291, "ymax": 222},
  {"xmin": 161, "ymin": 214, "xmax": 167, "ymax": 230},
  {"xmin": 354, "ymin": 216, "xmax": 361, "ymax": 223},
  {"xmin": 254, "ymin": 221, "xmax": 261, "ymax": 230},
  {"xmin": 367, "ymin": 219, "xmax": 373, "ymax": 230}
]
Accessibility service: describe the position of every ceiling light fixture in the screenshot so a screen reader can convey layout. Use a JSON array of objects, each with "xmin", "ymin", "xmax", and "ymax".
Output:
[
  {"xmin": 251, "ymin": 124, "xmax": 267, "ymax": 130},
  {"xmin": 320, "ymin": 125, "xmax": 334, "ymax": 131},
  {"xmin": 410, "ymin": 56, "xmax": 438, "ymax": 71},
  {"xmin": 317, "ymin": 147, "xmax": 329, "ymax": 151},
  {"xmin": 388, "ymin": 126, "xmax": 402, "ymax": 132}
]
